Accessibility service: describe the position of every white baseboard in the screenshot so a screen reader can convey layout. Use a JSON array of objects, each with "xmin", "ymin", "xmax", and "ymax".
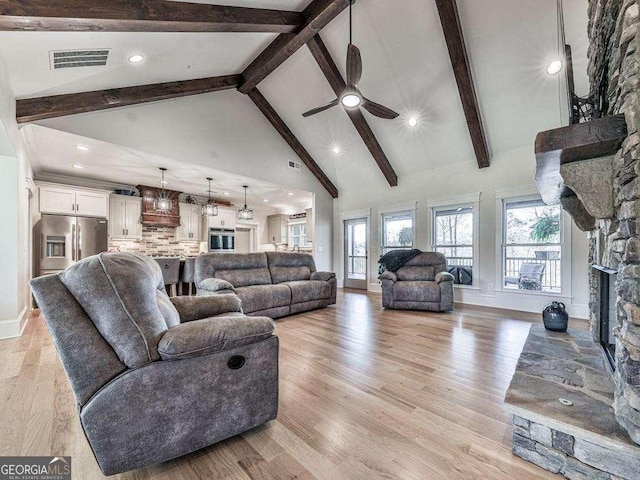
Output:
[{"xmin": 0, "ymin": 307, "xmax": 30, "ymax": 340}]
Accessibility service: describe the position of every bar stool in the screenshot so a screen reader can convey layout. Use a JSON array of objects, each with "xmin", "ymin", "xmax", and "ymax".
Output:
[
  {"xmin": 181, "ymin": 257, "xmax": 196, "ymax": 296},
  {"xmin": 154, "ymin": 257, "xmax": 180, "ymax": 297}
]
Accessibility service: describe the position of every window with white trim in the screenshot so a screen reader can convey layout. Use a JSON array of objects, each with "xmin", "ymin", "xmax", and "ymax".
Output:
[
  {"xmin": 432, "ymin": 206, "xmax": 474, "ymax": 285},
  {"xmin": 502, "ymin": 198, "xmax": 562, "ymax": 293},
  {"xmin": 381, "ymin": 211, "xmax": 413, "ymax": 255},
  {"xmin": 289, "ymin": 222, "xmax": 310, "ymax": 248}
]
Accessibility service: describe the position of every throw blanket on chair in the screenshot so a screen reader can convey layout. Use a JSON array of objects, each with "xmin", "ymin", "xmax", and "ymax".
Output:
[{"xmin": 378, "ymin": 249, "xmax": 422, "ymax": 278}]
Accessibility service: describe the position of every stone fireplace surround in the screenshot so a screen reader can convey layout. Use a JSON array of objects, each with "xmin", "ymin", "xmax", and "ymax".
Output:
[{"xmin": 506, "ymin": 0, "xmax": 640, "ymax": 477}]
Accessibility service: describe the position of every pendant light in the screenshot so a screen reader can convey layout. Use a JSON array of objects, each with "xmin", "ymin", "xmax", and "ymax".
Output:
[
  {"xmin": 154, "ymin": 167, "xmax": 173, "ymax": 213},
  {"xmin": 202, "ymin": 177, "xmax": 219, "ymax": 217},
  {"xmin": 237, "ymin": 185, "xmax": 253, "ymax": 220}
]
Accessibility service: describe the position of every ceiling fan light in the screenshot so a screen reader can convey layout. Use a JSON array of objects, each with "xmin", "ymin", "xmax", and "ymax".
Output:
[{"xmin": 341, "ymin": 93, "xmax": 362, "ymax": 108}]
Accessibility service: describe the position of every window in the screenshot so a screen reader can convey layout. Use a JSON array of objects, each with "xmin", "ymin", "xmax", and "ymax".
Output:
[
  {"xmin": 381, "ymin": 211, "xmax": 413, "ymax": 255},
  {"xmin": 433, "ymin": 206, "xmax": 474, "ymax": 285},
  {"xmin": 289, "ymin": 222, "xmax": 310, "ymax": 248},
  {"xmin": 503, "ymin": 199, "xmax": 562, "ymax": 293}
]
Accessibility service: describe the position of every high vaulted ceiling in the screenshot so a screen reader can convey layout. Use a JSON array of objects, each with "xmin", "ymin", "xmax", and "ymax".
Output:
[{"xmin": 0, "ymin": 0, "xmax": 589, "ymax": 199}]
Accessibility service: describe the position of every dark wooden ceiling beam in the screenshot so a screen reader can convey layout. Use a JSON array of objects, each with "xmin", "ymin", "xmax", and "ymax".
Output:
[
  {"xmin": 306, "ymin": 35, "xmax": 398, "ymax": 187},
  {"xmin": 435, "ymin": 0, "xmax": 490, "ymax": 168},
  {"xmin": 16, "ymin": 75, "xmax": 241, "ymax": 123},
  {"xmin": 0, "ymin": 0, "xmax": 302, "ymax": 33},
  {"xmin": 238, "ymin": 0, "xmax": 349, "ymax": 94},
  {"xmin": 248, "ymin": 88, "xmax": 338, "ymax": 199}
]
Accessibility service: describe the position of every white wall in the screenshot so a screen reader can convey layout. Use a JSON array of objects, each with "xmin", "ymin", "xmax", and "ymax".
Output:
[
  {"xmin": 0, "ymin": 53, "xmax": 34, "ymax": 338},
  {"xmin": 334, "ymin": 145, "xmax": 590, "ymax": 319}
]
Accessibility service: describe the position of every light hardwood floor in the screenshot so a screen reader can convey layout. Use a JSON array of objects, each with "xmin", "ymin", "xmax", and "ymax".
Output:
[{"xmin": 0, "ymin": 290, "xmax": 587, "ymax": 479}]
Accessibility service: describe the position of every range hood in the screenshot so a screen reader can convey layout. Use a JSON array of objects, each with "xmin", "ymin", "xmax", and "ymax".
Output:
[{"xmin": 137, "ymin": 185, "xmax": 182, "ymax": 227}]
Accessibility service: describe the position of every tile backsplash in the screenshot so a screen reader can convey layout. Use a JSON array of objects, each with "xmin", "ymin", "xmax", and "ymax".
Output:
[{"xmin": 109, "ymin": 226, "xmax": 201, "ymax": 257}]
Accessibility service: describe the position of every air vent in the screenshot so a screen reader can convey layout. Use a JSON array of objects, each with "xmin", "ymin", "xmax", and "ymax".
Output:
[
  {"xmin": 50, "ymin": 49, "xmax": 110, "ymax": 70},
  {"xmin": 288, "ymin": 159, "xmax": 302, "ymax": 171}
]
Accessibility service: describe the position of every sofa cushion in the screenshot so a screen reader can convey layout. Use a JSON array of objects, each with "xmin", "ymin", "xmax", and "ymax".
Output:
[
  {"xmin": 235, "ymin": 284, "xmax": 292, "ymax": 314},
  {"xmin": 393, "ymin": 281, "xmax": 441, "ymax": 303},
  {"xmin": 158, "ymin": 316, "xmax": 275, "ymax": 360},
  {"xmin": 214, "ymin": 268, "xmax": 272, "ymax": 288},
  {"xmin": 396, "ymin": 266, "xmax": 436, "ymax": 281},
  {"xmin": 283, "ymin": 280, "xmax": 331, "ymax": 304},
  {"xmin": 195, "ymin": 253, "xmax": 270, "ymax": 286},
  {"xmin": 265, "ymin": 252, "xmax": 316, "ymax": 283},
  {"xmin": 402, "ymin": 252, "xmax": 447, "ymax": 273},
  {"xmin": 59, "ymin": 252, "xmax": 173, "ymax": 369}
]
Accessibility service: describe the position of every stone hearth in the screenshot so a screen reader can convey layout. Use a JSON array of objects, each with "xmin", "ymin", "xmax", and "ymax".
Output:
[{"xmin": 505, "ymin": 325, "xmax": 640, "ymax": 479}]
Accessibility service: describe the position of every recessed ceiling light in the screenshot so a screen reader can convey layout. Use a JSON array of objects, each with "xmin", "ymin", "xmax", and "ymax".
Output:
[
  {"xmin": 160, "ymin": 180, "xmax": 168, "ymax": 185},
  {"xmin": 223, "ymin": 192, "xmax": 230, "ymax": 196},
  {"xmin": 408, "ymin": 117, "xmax": 418, "ymax": 127},
  {"xmin": 288, "ymin": 192, "xmax": 294, "ymax": 196},
  {"xmin": 72, "ymin": 164, "xmax": 85, "ymax": 169},
  {"xmin": 332, "ymin": 146, "xmax": 341, "ymax": 155},
  {"xmin": 546, "ymin": 59, "xmax": 562, "ymax": 75},
  {"xmin": 128, "ymin": 54, "xmax": 144, "ymax": 64},
  {"xmin": 263, "ymin": 199, "xmax": 269, "ymax": 202},
  {"xmin": 75, "ymin": 144, "xmax": 89, "ymax": 151}
]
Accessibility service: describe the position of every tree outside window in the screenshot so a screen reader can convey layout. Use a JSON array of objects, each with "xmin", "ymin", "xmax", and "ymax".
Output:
[
  {"xmin": 381, "ymin": 212, "xmax": 413, "ymax": 255},
  {"xmin": 503, "ymin": 199, "xmax": 561, "ymax": 292},
  {"xmin": 433, "ymin": 207, "xmax": 473, "ymax": 265}
]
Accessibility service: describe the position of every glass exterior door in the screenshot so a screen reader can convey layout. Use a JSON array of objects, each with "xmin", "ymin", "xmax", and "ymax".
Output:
[{"xmin": 344, "ymin": 218, "xmax": 368, "ymax": 289}]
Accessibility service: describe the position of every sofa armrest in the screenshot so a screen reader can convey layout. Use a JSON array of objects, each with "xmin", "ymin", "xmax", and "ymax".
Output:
[
  {"xmin": 311, "ymin": 271, "xmax": 336, "ymax": 282},
  {"xmin": 435, "ymin": 272, "xmax": 455, "ymax": 283},
  {"xmin": 197, "ymin": 277, "xmax": 235, "ymax": 293},
  {"xmin": 158, "ymin": 316, "xmax": 275, "ymax": 361},
  {"xmin": 380, "ymin": 271, "xmax": 397, "ymax": 283},
  {"xmin": 170, "ymin": 295, "xmax": 242, "ymax": 322}
]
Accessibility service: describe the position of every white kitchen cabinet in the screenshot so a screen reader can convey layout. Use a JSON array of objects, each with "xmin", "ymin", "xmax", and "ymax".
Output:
[
  {"xmin": 109, "ymin": 195, "xmax": 142, "ymax": 240},
  {"xmin": 39, "ymin": 183, "xmax": 110, "ymax": 218},
  {"xmin": 177, "ymin": 203, "xmax": 201, "ymax": 241},
  {"xmin": 208, "ymin": 208, "xmax": 236, "ymax": 230},
  {"xmin": 267, "ymin": 215, "xmax": 288, "ymax": 244}
]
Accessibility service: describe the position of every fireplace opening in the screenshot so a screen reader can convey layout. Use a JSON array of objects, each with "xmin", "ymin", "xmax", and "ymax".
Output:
[{"xmin": 592, "ymin": 265, "xmax": 617, "ymax": 371}]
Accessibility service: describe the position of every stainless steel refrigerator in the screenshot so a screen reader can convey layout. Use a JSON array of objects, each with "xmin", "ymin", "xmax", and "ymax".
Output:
[{"xmin": 36, "ymin": 214, "xmax": 108, "ymax": 276}]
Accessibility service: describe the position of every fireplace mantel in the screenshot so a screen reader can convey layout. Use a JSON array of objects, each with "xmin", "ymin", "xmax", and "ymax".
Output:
[{"xmin": 534, "ymin": 115, "xmax": 628, "ymax": 231}]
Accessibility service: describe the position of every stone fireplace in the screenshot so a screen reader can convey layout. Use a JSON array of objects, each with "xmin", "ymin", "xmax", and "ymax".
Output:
[
  {"xmin": 533, "ymin": 0, "xmax": 640, "ymax": 446},
  {"xmin": 504, "ymin": 0, "xmax": 640, "ymax": 477}
]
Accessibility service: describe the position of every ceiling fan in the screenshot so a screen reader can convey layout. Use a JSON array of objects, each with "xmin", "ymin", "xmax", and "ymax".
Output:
[{"xmin": 302, "ymin": 0, "xmax": 399, "ymax": 120}]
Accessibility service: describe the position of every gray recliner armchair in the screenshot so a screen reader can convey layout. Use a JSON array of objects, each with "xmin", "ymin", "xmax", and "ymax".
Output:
[
  {"xmin": 380, "ymin": 252, "xmax": 454, "ymax": 312},
  {"xmin": 29, "ymin": 252, "xmax": 279, "ymax": 476}
]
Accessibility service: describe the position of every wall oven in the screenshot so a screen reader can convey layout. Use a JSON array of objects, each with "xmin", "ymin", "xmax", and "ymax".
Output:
[{"xmin": 209, "ymin": 228, "xmax": 235, "ymax": 252}]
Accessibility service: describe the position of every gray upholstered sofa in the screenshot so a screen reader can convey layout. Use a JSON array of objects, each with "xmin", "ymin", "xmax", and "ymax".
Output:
[
  {"xmin": 195, "ymin": 252, "xmax": 337, "ymax": 318},
  {"xmin": 29, "ymin": 253, "xmax": 278, "ymax": 476},
  {"xmin": 380, "ymin": 252, "xmax": 455, "ymax": 311}
]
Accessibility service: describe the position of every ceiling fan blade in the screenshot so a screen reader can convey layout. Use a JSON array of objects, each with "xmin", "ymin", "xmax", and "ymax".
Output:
[
  {"xmin": 346, "ymin": 43, "xmax": 362, "ymax": 86},
  {"xmin": 302, "ymin": 99, "xmax": 339, "ymax": 117},
  {"xmin": 362, "ymin": 98, "xmax": 399, "ymax": 119}
]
